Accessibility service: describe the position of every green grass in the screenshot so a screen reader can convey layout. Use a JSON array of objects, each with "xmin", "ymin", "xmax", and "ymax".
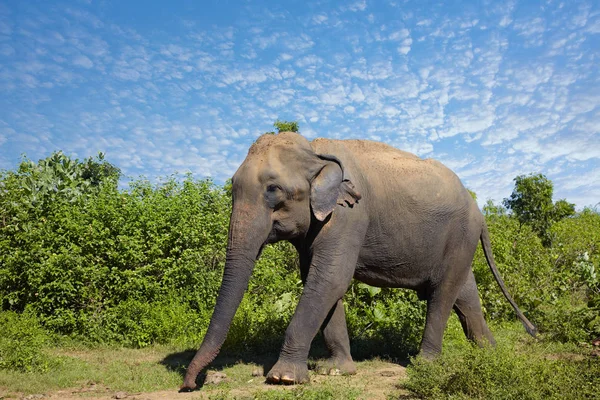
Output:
[
  {"xmin": 0, "ymin": 345, "xmax": 184, "ymax": 396},
  {"xmin": 404, "ymin": 317, "xmax": 600, "ymax": 400}
]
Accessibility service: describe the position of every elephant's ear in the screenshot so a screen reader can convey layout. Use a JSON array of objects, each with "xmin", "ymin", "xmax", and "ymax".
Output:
[{"xmin": 310, "ymin": 160, "xmax": 361, "ymax": 222}]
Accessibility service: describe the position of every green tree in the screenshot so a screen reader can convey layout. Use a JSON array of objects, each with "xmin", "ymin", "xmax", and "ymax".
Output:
[
  {"xmin": 483, "ymin": 199, "xmax": 507, "ymax": 218},
  {"xmin": 503, "ymin": 173, "xmax": 575, "ymax": 245},
  {"xmin": 8, "ymin": 151, "xmax": 120, "ymax": 209},
  {"xmin": 273, "ymin": 120, "xmax": 299, "ymax": 133},
  {"xmin": 553, "ymin": 198, "xmax": 576, "ymax": 222}
]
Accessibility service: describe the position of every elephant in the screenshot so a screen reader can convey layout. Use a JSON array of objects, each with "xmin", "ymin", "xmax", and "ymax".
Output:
[{"xmin": 181, "ymin": 132, "xmax": 536, "ymax": 390}]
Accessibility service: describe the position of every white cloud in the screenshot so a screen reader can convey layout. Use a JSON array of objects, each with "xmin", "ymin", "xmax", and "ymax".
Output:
[
  {"xmin": 73, "ymin": 55, "xmax": 93, "ymax": 68},
  {"xmin": 348, "ymin": 85, "xmax": 365, "ymax": 102},
  {"xmin": 389, "ymin": 29, "xmax": 410, "ymax": 41},
  {"xmin": 0, "ymin": 20, "xmax": 12, "ymax": 35},
  {"xmin": 253, "ymin": 33, "xmax": 280, "ymax": 50},
  {"xmin": 398, "ymin": 37, "xmax": 412, "ymax": 55},
  {"xmin": 320, "ymin": 85, "xmax": 347, "ymax": 105},
  {"xmin": 499, "ymin": 16, "xmax": 512, "ymax": 27},
  {"xmin": 295, "ymin": 54, "xmax": 322, "ymax": 68},
  {"xmin": 442, "ymin": 107, "xmax": 496, "ymax": 139},
  {"xmin": 513, "ymin": 17, "xmax": 546, "ymax": 46},
  {"xmin": 312, "ymin": 14, "xmax": 328, "ymax": 25},
  {"xmin": 113, "ymin": 66, "xmax": 140, "ymax": 81},
  {"xmin": 345, "ymin": 0, "xmax": 367, "ymax": 12}
]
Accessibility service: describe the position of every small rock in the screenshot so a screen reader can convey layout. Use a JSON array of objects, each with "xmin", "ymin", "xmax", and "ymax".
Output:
[
  {"xmin": 113, "ymin": 392, "xmax": 128, "ymax": 399},
  {"xmin": 24, "ymin": 395, "xmax": 45, "ymax": 400},
  {"xmin": 205, "ymin": 371, "xmax": 228, "ymax": 385},
  {"xmin": 251, "ymin": 367, "xmax": 263, "ymax": 377},
  {"xmin": 80, "ymin": 383, "xmax": 97, "ymax": 393}
]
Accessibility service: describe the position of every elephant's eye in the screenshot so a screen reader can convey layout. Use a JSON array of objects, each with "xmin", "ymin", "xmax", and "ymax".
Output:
[
  {"xmin": 265, "ymin": 184, "xmax": 283, "ymax": 208},
  {"xmin": 267, "ymin": 184, "xmax": 278, "ymax": 192}
]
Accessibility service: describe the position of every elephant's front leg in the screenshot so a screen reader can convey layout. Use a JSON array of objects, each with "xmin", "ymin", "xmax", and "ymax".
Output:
[
  {"xmin": 297, "ymin": 249, "xmax": 356, "ymax": 377},
  {"xmin": 266, "ymin": 244, "xmax": 359, "ymax": 384},
  {"xmin": 316, "ymin": 299, "xmax": 357, "ymax": 376}
]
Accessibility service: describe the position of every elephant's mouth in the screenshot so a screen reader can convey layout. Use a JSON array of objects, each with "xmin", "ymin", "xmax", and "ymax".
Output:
[
  {"xmin": 256, "ymin": 242, "xmax": 267, "ymax": 260},
  {"xmin": 266, "ymin": 219, "xmax": 285, "ymax": 244}
]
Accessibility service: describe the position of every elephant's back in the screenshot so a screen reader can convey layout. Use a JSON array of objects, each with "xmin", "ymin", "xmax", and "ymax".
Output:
[
  {"xmin": 311, "ymin": 138, "xmax": 462, "ymax": 196},
  {"xmin": 311, "ymin": 138, "xmax": 420, "ymax": 162},
  {"xmin": 311, "ymin": 137, "xmax": 477, "ymax": 235}
]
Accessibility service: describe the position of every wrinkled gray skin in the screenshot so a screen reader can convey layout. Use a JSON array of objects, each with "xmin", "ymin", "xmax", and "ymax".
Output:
[{"xmin": 181, "ymin": 132, "xmax": 536, "ymax": 390}]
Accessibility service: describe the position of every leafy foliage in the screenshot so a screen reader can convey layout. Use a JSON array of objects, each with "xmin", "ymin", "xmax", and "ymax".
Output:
[
  {"xmin": 405, "ymin": 326, "xmax": 600, "ymax": 400},
  {"xmin": 345, "ymin": 284, "xmax": 426, "ymax": 357},
  {"xmin": 542, "ymin": 208, "xmax": 600, "ymax": 341},
  {"xmin": 0, "ymin": 309, "xmax": 58, "ymax": 372},
  {"xmin": 503, "ymin": 173, "xmax": 575, "ymax": 245},
  {"xmin": 482, "ymin": 199, "xmax": 507, "ymax": 217},
  {"xmin": 472, "ymin": 205, "xmax": 600, "ymax": 342},
  {"xmin": 273, "ymin": 120, "xmax": 299, "ymax": 133}
]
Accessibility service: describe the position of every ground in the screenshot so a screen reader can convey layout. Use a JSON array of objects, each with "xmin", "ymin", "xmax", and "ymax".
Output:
[{"xmin": 0, "ymin": 346, "xmax": 413, "ymax": 400}]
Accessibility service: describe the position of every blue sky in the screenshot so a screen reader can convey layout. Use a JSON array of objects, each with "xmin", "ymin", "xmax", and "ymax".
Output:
[{"xmin": 1, "ymin": 0, "xmax": 599, "ymax": 208}]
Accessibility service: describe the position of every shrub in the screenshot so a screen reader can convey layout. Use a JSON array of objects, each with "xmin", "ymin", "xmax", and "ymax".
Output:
[
  {"xmin": 345, "ymin": 284, "xmax": 426, "ymax": 358},
  {"xmin": 0, "ymin": 161, "xmax": 230, "ymax": 343},
  {"xmin": 405, "ymin": 336, "xmax": 600, "ymax": 399},
  {"xmin": 0, "ymin": 310, "xmax": 57, "ymax": 372},
  {"xmin": 472, "ymin": 215, "xmax": 553, "ymax": 323}
]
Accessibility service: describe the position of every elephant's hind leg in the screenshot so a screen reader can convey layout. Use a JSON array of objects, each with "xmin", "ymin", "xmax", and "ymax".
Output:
[
  {"xmin": 453, "ymin": 271, "xmax": 496, "ymax": 346},
  {"xmin": 317, "ymin": 299, "xmax": 357, "ymax": 376},
  {"xmin": 420, "ymin": 246, "xmax": 477, "ymax": 357},
  {"xmin": 420, "ymin": 286, "xmax": 459, "ymax": 357}
]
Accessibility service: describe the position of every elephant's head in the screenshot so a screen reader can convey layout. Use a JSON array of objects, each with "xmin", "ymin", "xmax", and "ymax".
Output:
[{"xmin": 181, "ymin": 132, "xmax": 361, "ymax": 390}]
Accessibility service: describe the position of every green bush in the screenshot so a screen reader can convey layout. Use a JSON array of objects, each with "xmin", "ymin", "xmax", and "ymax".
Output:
[
  {"xmin": 470, "ymin": 209, "xmax": 600, "ymax": 343},
  {"xmin": 0, "ymin": 310, "xmax": 57, "ymax": 372},
  {"xmin": 472, "ymin": 215, "xmax": 553, "ymax": 322},
  {"xmin": 545, "ymin": 209, "xmax": 600, "ymax": 341},
  {"xmin": 0, "ymin": 154, "xmax": 230, "ymax": 344},
  {"xmin": 405, "ymin": 336, "xmax": 600, "ymax": 399},
  {"xmin": 345, "ymin": 284, "xmax": 426, "ymax": 358},
  {"xmin": 84, "ymin": 297, "xmax": 205, "ymax": 348}
]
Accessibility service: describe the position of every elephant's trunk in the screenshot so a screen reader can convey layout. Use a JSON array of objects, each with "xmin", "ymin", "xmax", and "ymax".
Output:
[{"xmin": 181, "ymin": 202, "xmax": 269, "ymax": 391}]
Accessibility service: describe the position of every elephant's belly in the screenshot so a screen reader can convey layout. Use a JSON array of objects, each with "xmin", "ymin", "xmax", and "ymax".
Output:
[
  {"xmin": 353, "ymin": 251, "xmax": 431, "ymax": 290},
  {"xmin": 353, "ymin": 220, "xmax": 450, "ymax": 289}
]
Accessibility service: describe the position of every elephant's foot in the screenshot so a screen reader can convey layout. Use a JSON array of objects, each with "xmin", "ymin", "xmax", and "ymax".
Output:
[
  {"xmin": 315, "ymin": 357, "xmax": 357, "ymax": 376},
  {"xmin": 417, "ymin": 346, "xmax": 441, "ymax": 360},
  {"xmin": 266, "ymin": 360, "xmax": 309, "ymax": 384}
]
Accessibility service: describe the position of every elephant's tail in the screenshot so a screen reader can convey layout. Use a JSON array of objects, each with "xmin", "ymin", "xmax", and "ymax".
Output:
[{"xmin": 480, "ymin": 223, "xmax": 537, "ymax": 337}]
